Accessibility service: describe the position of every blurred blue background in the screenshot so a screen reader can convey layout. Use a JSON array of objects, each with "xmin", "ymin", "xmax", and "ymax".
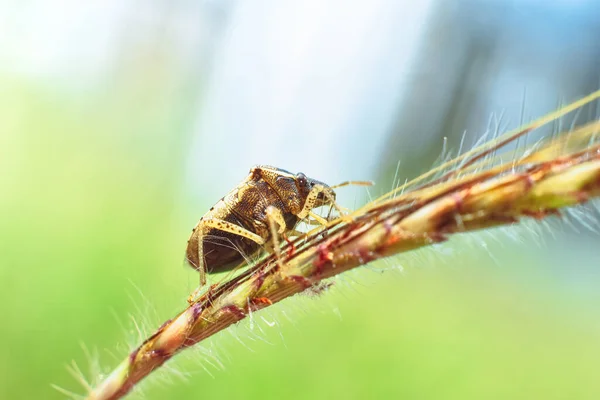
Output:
[{"xmin": 2, "ymin": 1, "xmax": 600, "ymax": 399}]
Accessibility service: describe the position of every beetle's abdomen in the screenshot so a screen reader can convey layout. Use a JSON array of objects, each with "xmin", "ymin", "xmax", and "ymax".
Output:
[
  {"xmin": 185, "ymin": 179, "xmax": 300, "ymax": 274},
  {"xmin": 187, "ymin": 231, "xmax": 261, "ymax": 273},
  {"xmin": 186, "ymin": 204, "xmax": 262, "ymax": 273}
]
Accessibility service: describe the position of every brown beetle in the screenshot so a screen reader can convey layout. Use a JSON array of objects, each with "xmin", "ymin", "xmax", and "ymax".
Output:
[{"xmin": 185, "ymin": 165, "xmax": 367, "ymax": 301}]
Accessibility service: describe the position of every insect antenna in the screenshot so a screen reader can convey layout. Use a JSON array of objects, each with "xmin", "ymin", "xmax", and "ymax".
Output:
[{"xmin": 329, "ymin": 180, "xmax": 374, "ymax": 189}]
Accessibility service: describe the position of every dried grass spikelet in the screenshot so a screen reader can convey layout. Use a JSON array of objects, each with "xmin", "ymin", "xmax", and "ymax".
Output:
[{"xmin": 86, "ymin": 90, "xmax": 600, "ymax": 400}]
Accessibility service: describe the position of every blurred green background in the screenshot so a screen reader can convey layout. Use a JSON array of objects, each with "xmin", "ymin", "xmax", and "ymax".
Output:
[{"xmin": 2, "ymin": 1, "xmax": 600, "ymax": 399}]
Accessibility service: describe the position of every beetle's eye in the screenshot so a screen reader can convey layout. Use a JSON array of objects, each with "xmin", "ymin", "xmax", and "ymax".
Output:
[{"xmin": 296, "ymin": 172, "xmax": 307, "ymax": 185}]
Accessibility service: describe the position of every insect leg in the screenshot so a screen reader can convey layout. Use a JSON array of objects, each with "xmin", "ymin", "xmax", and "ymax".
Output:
[
  {"xmin": 265, "ymin": 206, "xmax": 286, "ymax": 268},
  {"xmin": 297, "ymin": 184, "xmax": 346, "ymax": 220},
  {"xmin": 308, "ymin": 211, "xmax": 328, "ymax": 225},
  {"xmin": 188, "ymin": 222, "xmax": 209, "ymax": 304},
  {"xmin": 287, "ymin": 228, "xmax": 305, "ymax": 236},
  {"xmin": 188, "ymin": 218, "xmax": 266, "ymax": 304},
  {"xmin": 201, "ymin": 218, "xmax": 266, "ymax": 245},
  {"xmin": 197, "ymin": 225, "xmax": 207, "ymax": 286}
]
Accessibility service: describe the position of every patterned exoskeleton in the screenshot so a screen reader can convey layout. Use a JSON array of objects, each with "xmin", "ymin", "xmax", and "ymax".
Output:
[{"xmin": 185, "ymin": 165, "xmax": 346, "ymax": 301}]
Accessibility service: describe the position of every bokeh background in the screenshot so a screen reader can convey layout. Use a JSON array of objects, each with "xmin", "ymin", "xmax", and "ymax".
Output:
[{"xmin": 2, "ymin": 1, "xmax": 600, "ymax": 399}]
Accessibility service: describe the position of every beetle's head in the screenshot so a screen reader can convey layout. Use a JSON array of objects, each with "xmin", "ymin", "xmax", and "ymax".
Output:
[
  {"xmin": 253, "ymin": 165, "xmax": 336, "ymax": 214},
  {"xmin": 294, "ymin": 172, "xmax": 335, "ymax": 208}
]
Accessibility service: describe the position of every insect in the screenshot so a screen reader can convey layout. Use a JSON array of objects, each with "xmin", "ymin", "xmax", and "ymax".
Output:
[{"xmin": 186, "ymin": 165, "xmax": 369, "ymax": 301}]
